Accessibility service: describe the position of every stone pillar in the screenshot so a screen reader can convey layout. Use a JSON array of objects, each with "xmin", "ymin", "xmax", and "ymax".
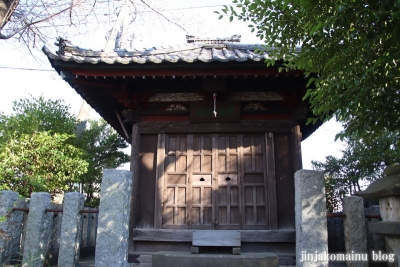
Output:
[
  {"xmin": 342, "ymin": 196, "xmax": 368, "ymax": 267},
  {"xmin": 49, "ymin": 204, "xmax": 63, "ymax": 252},
  {"xmin": 22, "ymin": 192, "xmax": 52, "ymax": 267},
  {"xmin": 95, "ymin": 169, "xmax": 132, "ymax": 267},
  {"xmin": 0, "ymin": 191, "xmax": 25, "ymax": 264},
  {"xmin": 57, "ymin": 192, "xmax": 85, "ymax": 267},
  {"xmin": 295, "ymin": 170, "xmax": 328, "ymax": 267}
]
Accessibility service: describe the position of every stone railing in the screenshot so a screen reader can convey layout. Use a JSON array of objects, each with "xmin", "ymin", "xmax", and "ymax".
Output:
[
  {"xmin": 0, "ymin": 169, "xmax": 132, "ymax": 267},
  {"xmin": 295, "ymin": 170, "xmax": 397, "ymax": 267},
  {"xmin": 327, "ymin": 207, "xmax": 385, "ymax": 253},
  {"xmin": 0, "ymin": 191, "xmax": 99, "ymax": 266}
]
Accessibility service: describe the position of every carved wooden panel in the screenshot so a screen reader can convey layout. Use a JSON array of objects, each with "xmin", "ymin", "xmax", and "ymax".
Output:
[
  {"xmin": 190, "ymin": 101, "xmax": 240, "ymax": 123},
  {"xmin": 227, "ymin": 92, "xmax": 283, "ymax": 101}
]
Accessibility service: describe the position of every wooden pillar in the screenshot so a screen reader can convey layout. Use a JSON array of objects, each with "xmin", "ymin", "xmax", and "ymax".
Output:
[
  {"xmin": 291, "ymin": 125, "xmax": 302, "ymax": 172},
  {"xmin": 265, "ymin": 132, "xmax": 278, "ymax": 229},
  {"xmin": 154, "ymin": 134, "xmax": 166, "ymax": 229},
  {"xmin": 129, "ymin": 123, "xmax": 140, "ymax": 253}
]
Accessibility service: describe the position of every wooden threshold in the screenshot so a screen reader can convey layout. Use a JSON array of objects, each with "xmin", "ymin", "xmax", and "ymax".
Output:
[{"xmin": 132, "ymin": 229, "xmax": 295, "ymax": 243}]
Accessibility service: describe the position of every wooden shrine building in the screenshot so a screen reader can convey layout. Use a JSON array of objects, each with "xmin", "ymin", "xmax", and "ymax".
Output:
[{"xmin": 43, "ymin": 35, "xmax": 320, "ymax": 264}]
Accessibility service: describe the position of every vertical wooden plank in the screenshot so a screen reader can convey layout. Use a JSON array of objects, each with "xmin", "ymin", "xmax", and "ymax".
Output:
[
  {"xmin": 291, "ymin": 125, "xmax": 303, "ymax": 172},
  {"xmin": 227, "ymin": 187, "xmax": 231, "ymax": 224},
  {"xmin": 226, "ymin": 136, "xmax": 231, "ymax": 225},
  {"xmin": 238, "ymin": 134, "xmax": 244, "ymax": 229},
  {"xmin": 265, "ymin": 132, "xmax": 278, "ymax": 229},
  {"xmin": 129, "ymin": 123, "xmax": 140, "ymax": 253},
  {"xmin": 274, "ymin": 133, "xmax": 295, "ymax": 229},
  {"xmin": 252, "ymin": 187, "xmax": 257, "ymax": 225},
  {"xmin": 199, "ymin": 187, "xmax": 204, "ymax": 225},
  {"xmin": 187, "ymin": 134, "xmax": 193, "ymax": 229},
  {"xmin": 154, "ymin": 133, "xmax": 166, "ymax": 229},
  {"xmin": 251, "ymin": 136, "xmax": 256, "ymax": 171},
  {"xmin": 130, "ymin": 123, "xmax": 140, "ymax": 227},
  {"xmin": 135, "ymin": 135, "xmax": 157, "ymax": 229},
  {"xmin": 174, "ymin": 187, "xmax": 178, "ymax": 224},
  {"xmin": 212, "ymin": 134, "xmax": 217, "ymax": 229}
]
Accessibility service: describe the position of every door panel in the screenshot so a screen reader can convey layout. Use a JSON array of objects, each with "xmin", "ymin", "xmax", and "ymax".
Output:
[
  {"xmin": 190, "ymin": 135, "xmax": 214, "ymax": 229},
  {"xmin": 163, "ymin": 135, "xmax": 188, "ymax": 229},
  {"xmin": 242, "ymin": 135, "xmax": 268, "ymax": 229},
  {"xmin": 161, "ymin": 133, "xmax": 273, "ymax": 230},
  {"xmin": 216, "ymin": 135, "xmax": 240, "ymax": 229}
]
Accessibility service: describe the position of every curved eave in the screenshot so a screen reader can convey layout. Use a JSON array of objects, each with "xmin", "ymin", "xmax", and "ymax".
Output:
[{"xmin": 42, "ymin": 46, "xmax": 319, "ymax": 141}]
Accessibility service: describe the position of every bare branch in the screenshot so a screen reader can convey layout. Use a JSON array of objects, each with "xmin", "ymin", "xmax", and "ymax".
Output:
[
  {"xmin": 8, "ymin": 0, "xmax": 35, "ymax": 23},
  {"xmin": 139, "ymin": 0, "xmax": 188, "ymax": 34},
  {"xmin": 0, "ymin": 0, "xmax": 20, "ymax": 29},
  {"xmin": 0, "ymin": 4, "xmax": 73, "ymax": 39}
]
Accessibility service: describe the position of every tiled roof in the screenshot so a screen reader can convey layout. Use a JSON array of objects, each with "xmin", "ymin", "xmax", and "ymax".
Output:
[{"xmin": 43, "ymin": 37, "xmax": 301, "ymax": 65}]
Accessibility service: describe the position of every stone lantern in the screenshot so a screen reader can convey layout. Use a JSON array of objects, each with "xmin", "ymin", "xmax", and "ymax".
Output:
[{"xmin": 356, "ymin": 165, "xmax": 400, "ymax": 267}]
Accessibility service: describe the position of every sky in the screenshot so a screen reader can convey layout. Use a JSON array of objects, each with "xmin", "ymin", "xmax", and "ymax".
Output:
[{"xmin": 0, "ymin": 0, "xmax": 345, "ymax": 169}]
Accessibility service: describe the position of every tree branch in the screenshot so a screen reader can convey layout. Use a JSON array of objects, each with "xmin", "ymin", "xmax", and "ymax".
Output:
[
  {"xmin": 0, "ymin": 4, "xmax": 72, "ymax": 39},
  {"xmin": 0, "ymin": 0, "xmax": 19, "ymax": 29},
  {"xmin": 139, "ymin": 0, "xmax": 188, "ymax": 34}
]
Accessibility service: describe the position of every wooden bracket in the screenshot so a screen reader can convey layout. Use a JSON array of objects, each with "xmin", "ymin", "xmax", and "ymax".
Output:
[{"xmin": 115, "ymin": 111, "xmax": 130, "ymax": 140}]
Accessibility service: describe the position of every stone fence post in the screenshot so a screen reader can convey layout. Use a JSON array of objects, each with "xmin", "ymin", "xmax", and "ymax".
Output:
[
  {"xmin": 342, "ymin": 196, "xmax": 368, "ymax": 267},
  {"xmin": 95, "ymin": 169, "xmax": 132, "ymax": 267},
  {"xmin": 0, "ymin": 191, "xmax": 25, "ymax": 264},
  {"xmin": 295, "ymin": 170, "xmax": 328, "ymax": 267},
  {"xmin": 22, "ymin": 192, "xmax": 52, "ymax": 267},
  {"xmin": 58, "ymin": 192, "xmax": 85, "ymax": 267}
]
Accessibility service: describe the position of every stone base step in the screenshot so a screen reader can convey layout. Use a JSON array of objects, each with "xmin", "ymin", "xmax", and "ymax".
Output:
[
  {"xmin": 152, "ymin": 251, "xmax": 279, "ymax": 267},
  {"xmin": 129, "ymin": 264, "xmax": 152, "ymax": 267}
]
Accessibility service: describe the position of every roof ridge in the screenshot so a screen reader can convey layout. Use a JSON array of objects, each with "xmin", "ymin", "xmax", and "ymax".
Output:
[
  {"xmin": 186, "ymin": 34, "xmax": 241, "ymax": 44},
  {"xmin": 43, "ymin": 37, "xmax": 281, "ymax": 65}
]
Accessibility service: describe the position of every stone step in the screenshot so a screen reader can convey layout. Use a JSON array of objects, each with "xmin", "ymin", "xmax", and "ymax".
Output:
[{"xmin": 152, "ymin": 251, "xmax": 279, "ymax": 267}]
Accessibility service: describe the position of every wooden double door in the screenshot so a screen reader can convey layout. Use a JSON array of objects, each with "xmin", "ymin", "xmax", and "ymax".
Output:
[{"xmin": 160, "ymin": 134, "xmax": 277, "ymax": 230}]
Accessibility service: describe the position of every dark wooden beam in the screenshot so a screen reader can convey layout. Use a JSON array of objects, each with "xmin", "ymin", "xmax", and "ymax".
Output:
[
  {"xmin": 137, "ymin": 120, "xmax": 295, "ymax": 134},
  {"xmin": 73, "ymin": 79, "xmax": 121, "ymax": 89},
  {"xmin": 68, "ymin": 68, "xmax": 304, "ymax": 78}
]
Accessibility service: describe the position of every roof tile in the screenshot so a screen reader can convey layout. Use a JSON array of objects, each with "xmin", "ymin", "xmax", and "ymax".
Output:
[{"xmin": 42, "ymin": 37, "xmax": 290, "ymax": 65}]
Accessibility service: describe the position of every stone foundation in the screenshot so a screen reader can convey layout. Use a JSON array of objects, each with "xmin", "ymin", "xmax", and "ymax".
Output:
[{"xmin": 152, "ymin": 252, "xmax": 279, "ymax": 267}]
